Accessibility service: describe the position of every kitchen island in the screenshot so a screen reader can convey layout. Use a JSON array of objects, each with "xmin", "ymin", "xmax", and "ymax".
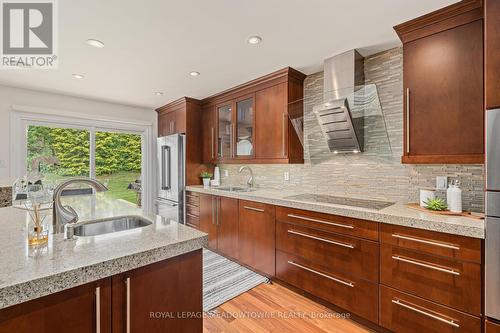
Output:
[{"xmin": 0, "ymin": 194, "xmax": 207, "ymax": 333}]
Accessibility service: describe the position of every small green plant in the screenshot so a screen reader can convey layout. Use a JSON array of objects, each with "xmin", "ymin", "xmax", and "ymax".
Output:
[
  {"xmin": 424, "ymin": 198, "xmax": 448, "ymax": 211},
  {"xmin": 200, "ymin": 171, "xmax": 213, "ymax": 179}
]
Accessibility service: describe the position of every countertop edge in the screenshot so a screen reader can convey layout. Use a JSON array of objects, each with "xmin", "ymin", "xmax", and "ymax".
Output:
[
  {"xmin": 186, "ymin": 186, "xmax": 484, "ymax": 239},
  {"xmin": 0, "ymin": 235, "xmax": 207, "ymax": 310}
]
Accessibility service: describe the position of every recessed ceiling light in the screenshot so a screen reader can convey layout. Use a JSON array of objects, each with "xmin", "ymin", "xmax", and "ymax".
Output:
[
  {"xmin": 154, "ymin": 91, "xmax": 164, "ymax": 96},
  {"xmin": 72, "ymin": 74, "xmax": 85, "ymax": 79},
  {"xmin": 189, "ymin": 71, "xmax": 200, "ymax": 77},
  {"xmin": 86, "ymin": 39, "xmax": 104, "ymax": 48},
  {"xmin": 247, "ymin": 36, "xmax": 262, "ymax": 45}
]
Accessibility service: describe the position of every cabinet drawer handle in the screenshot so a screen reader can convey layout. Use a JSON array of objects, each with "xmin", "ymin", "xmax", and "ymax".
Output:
[
  {"xmin": 392, "ymin": 299, "xmax": 460, "ymax": 328},
  {"xmin": 282, "ymin": 113, "xmax": 286, "ymax": 157},
  {"xmin": 392, "ymin": 255, "xmax": 460, "ymax": 276},
  {"xmin": 211, "ymin": 127, "xmax": 214, "ymax": 159},
  {"xmin": 392, "ymin": 233, "xmax": 460, "ymax": 250},
  {"xmin": 287, "ymin": 261, "xmax": 354, "ymax": 288},
  {"xmin": 288, "ymin": 230, "xmax": 354, "ymax": 249},
  {"xmin": 244, "ymin": 206, "xmax": 265, "ymax": 212},
  {"xmin": 230, "ymin": 124, "xmax": 234, "ymax": 158},
  {"xmin": 125, "ymin": 277, "xmax": 131, "ymax": 333},
  {"xmin": 406, "ymin": 88, "xmax": 410, "ymax": 153},
  {"xmin": 287, "ymin": 214, "xmax": 354, "ymax": 229},
  {"xmin": 212, "ymin": 198, "xmax": 216, "ymax": 225},
  {"xmin": 216, "ymin": 197, "xmax": 220, "ymax": 226},
  {"xmin": 95, "ymin": 287, "xmax": 101, "ymax": 333}
]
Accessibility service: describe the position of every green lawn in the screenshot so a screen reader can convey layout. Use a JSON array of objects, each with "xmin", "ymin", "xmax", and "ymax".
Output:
[{"xmin": 97, "ymin": 171, "xmax": 141, "ymax": 204}]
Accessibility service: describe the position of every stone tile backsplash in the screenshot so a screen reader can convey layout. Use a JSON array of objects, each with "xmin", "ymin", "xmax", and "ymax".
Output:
[
  {"xmin": 219, "ymin": 47, "xmax": 485, "ymax": 212},
  {"xmin": 0, "ymin": 187, "xmax": 12, "ymax": 207}
]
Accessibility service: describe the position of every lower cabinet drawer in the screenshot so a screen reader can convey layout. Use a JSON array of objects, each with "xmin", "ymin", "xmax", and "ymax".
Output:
[
  {"xmin": 276, "ymin": 250, "xmax": 378, "ymax": 323},
  {"xmin": 380, "ymin": 285, "xmax": 481, "ymax": 333},
  {"xmin": 486, "ymin": 320, "xmax": 500, "ymax": 333},
  {"xmin": 186, "ymin": 192, "xmax": 200, "ymax": 207},
  {"xmin": 380, "ymin": 244, "xmax": 481, "ymax": 315},
  {"xmin": 186, "ymin": 213, "xmax": 199, "ymax": 229},
  {"xmin": 276, "ymin": 221, "xmax": 379, "ymax": 282}
]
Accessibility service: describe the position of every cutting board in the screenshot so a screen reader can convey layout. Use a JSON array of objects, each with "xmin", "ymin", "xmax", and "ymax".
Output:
[{"xmin": 406, "ymin": 203, "xmax": 484, "ymax": 220}]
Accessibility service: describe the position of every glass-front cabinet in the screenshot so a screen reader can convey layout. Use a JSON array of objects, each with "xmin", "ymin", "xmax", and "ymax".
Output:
[
  {"xmin": 217, "ymin": 103, "xmax": 233, "ymax": 159},
  {"xmin": 235, "ymin": 95, "xmax": 254, "ymax": 158},
  {"xmin": 216, "ymin": 95, "xmax": 255, "ymax": 160}
]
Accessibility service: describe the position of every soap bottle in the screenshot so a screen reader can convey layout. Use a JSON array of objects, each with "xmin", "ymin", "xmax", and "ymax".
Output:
[
  {"xmin": 449, "ymin": 180, "xmax": 463, "ymax": 213},
  {"xmin": 446, "ymin": 181, "xmax": 454, "ymax": 209}
]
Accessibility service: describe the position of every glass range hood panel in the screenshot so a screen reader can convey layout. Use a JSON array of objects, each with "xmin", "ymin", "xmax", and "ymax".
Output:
[{"xmin": 288, "ymin": 84, "xmax": 393, "ymax": 164}]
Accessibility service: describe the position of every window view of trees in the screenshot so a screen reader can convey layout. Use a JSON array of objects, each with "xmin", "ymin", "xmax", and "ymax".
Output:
[{"xmin": 27, "ymin": 125, "xmax": 142, "ymax": 204}]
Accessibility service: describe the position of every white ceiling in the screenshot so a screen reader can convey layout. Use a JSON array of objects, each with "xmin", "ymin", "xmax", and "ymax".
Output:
[{"xmin": 0, "ymin": 0, "xmax": 458, "ymax": 109}]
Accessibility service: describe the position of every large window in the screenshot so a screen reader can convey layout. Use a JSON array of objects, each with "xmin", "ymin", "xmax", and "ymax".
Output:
[{"xmin": 27, "ymin": 125, "xmax": 143, "ymax": 205}]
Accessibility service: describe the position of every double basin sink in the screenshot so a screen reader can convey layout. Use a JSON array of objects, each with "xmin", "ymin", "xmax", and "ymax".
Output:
[{"xmin": 215, "ymin": 186, "xmax": 254, "ymax": 192}]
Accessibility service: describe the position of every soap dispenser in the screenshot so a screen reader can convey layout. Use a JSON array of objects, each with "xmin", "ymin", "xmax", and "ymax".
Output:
[{"xmin": 449, "ymin": 180, "xmax": 463, "ymax": 213}]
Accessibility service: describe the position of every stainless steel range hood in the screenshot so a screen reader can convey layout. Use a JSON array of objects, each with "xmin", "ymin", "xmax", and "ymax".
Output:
[{"xmin": 313, "ymin": 50, "xmax": 365, "ymax": 153}]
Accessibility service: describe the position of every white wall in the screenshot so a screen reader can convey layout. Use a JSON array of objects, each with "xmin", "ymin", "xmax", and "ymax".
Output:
[{"xmin": 0, "ymin": 85, "xmax": 157, "ymax": 186}]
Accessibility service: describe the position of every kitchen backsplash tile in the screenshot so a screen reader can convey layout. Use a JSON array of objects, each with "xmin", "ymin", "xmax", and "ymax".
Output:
[
  {"xmin": 0, "ymin": 186, "xmax": 12, "ymax": 207},
  {"xmin": 219, "ymin": 47, "xmax": 485, "ymax": 212}
]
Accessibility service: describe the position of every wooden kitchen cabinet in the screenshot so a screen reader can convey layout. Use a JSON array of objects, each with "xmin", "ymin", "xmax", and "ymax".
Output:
[
  {"xmin": 0, "ymin": 279, "xmax": 112, "ymax": 333},
  {"xmin": 276, "ymin": 250, "xmax": 379, "ymax": 323},
  {"xmin": 185, "ymin": 191, "xmax": 200, "ymax": 229},
  {"xmin": 394, "ymin": 0, "xmax": 484, "ymax": 164},
  {"xmin": 255, "ymin": 83, "xmax": 288, "ymax": 159},
  {"xmin": 200, "ymin": 67, "xmax": 305, "ymax": 164},
  {"xmin": 198, "ymin": 193, "xmax": 239, "ymax": 259},
  {"xmin": 111, "ymin": 250, "xmax": 202, "ymax": 333},
  {"xmin": 485, "ymin": 0, "xmax": 500, "ymax": 110},
  {"xmin": 156, "ymin": 97, "xmax": 208, "ymax": 186},
  {"xmin": 158, "ymin": 109, "xmax": 185, "ymax": 136},
  {"xmin": 380, "ymin": 285, "xmax": 481, "ymax": 333},
  {"xmin": 487, "ymin": 320, "xmax": 500, "ymax": 333},
  {"xmin": 380, "ymin": 243, "xmax": 481, "ymax": 315},
  {"xmin": 216, "ymin": 196, "xmax": 239, "ymax": 258},
  {"xmin": 0, "ymin": 252, "xmax": 202, "ymax": 333},
  {"xmin": 238, "ymin": 200, "xmax": 276, "ymax": 276},
  {"xmin": 199, "ymin": 193, "xmax": 217, "ymax": 249},
  {"xmin": 201, "ymin": 105, "xmax": 216, "ymax": 163}
]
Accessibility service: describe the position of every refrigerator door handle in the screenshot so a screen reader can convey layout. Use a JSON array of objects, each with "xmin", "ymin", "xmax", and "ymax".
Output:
[{"xmin": 161, "ymin": 145, "xmax": 171, "ymax": 191}]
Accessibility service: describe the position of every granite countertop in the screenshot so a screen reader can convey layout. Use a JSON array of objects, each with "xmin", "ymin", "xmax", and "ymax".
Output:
[
  {"xmin": 0, "ymin": 194, "xmax": 207, "ymax": 310},
  {"xmin": 186, "ymin": 185, "xmax": 485, "ymax": 239}
]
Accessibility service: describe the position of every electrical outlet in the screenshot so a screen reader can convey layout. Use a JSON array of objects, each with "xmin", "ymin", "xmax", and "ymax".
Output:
[
  {"xmin": 224, "ymin": 169, "xmax": 228, "ymax": 177},
  {"xmin": 0, "ymin": 160, "xmax": 4, "ymax": 168},
  {"xmin": 284, "ymin": 171, "xmax": 290, "ymax": 181},
  {"xmin": 436, "ymin": 176, "xmax": 448, "ymax": 190}
]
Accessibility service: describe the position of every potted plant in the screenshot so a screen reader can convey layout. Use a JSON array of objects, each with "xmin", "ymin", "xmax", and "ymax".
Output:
[{"xmin": 200, "ymin": 172, "xmax": 213, "ymax": 189}]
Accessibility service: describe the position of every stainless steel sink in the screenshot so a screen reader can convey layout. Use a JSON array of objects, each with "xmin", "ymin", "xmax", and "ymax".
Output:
[
  {"xmin": 216, "ymin": 186, "xmax": 254, "ymax": 192},
  {"xmin": 70, "ymin": 215, "xmax": 152, "ymax": 237}
]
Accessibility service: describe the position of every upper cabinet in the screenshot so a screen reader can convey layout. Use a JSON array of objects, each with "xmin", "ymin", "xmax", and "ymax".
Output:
[
  {"xmin": 216, "ymin": 102, "xmax": 234, "ymax": 159},
  {"xmin": 235, "ymin": 95, "xmax": 255, "ymax": 158},
  {"xmin": 201, "ymin": 67, "xmax": 306, "ymax": 164},
  {"xmin": 156, "ymin": 97, "xmax": 206, "ymax": 185},
  {"xmin": 394, "ymin": 0, "xmax": 484, "ymax": 164},
  {"xmin": 485, "ymin": 0, "xmax": 500, "ymax": 110}
]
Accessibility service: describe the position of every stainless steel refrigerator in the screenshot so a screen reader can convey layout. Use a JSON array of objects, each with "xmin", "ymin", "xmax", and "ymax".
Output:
[
  {"xmin": 156, "ymin": 134, "xmax": 185, "ymax": 224},
  {"xmin": 486, "ymin": 108, "xmax": 500, "ymax": 321}
]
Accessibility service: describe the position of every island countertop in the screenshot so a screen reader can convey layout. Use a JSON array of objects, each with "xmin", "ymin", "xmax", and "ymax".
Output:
[
  {"xmin": 0, "ymin": 194, "xmax": 207, "ymax": 310},
  {"xmin": 186, "ymin": 185, "xmax": 484, "ymax": 239}
]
